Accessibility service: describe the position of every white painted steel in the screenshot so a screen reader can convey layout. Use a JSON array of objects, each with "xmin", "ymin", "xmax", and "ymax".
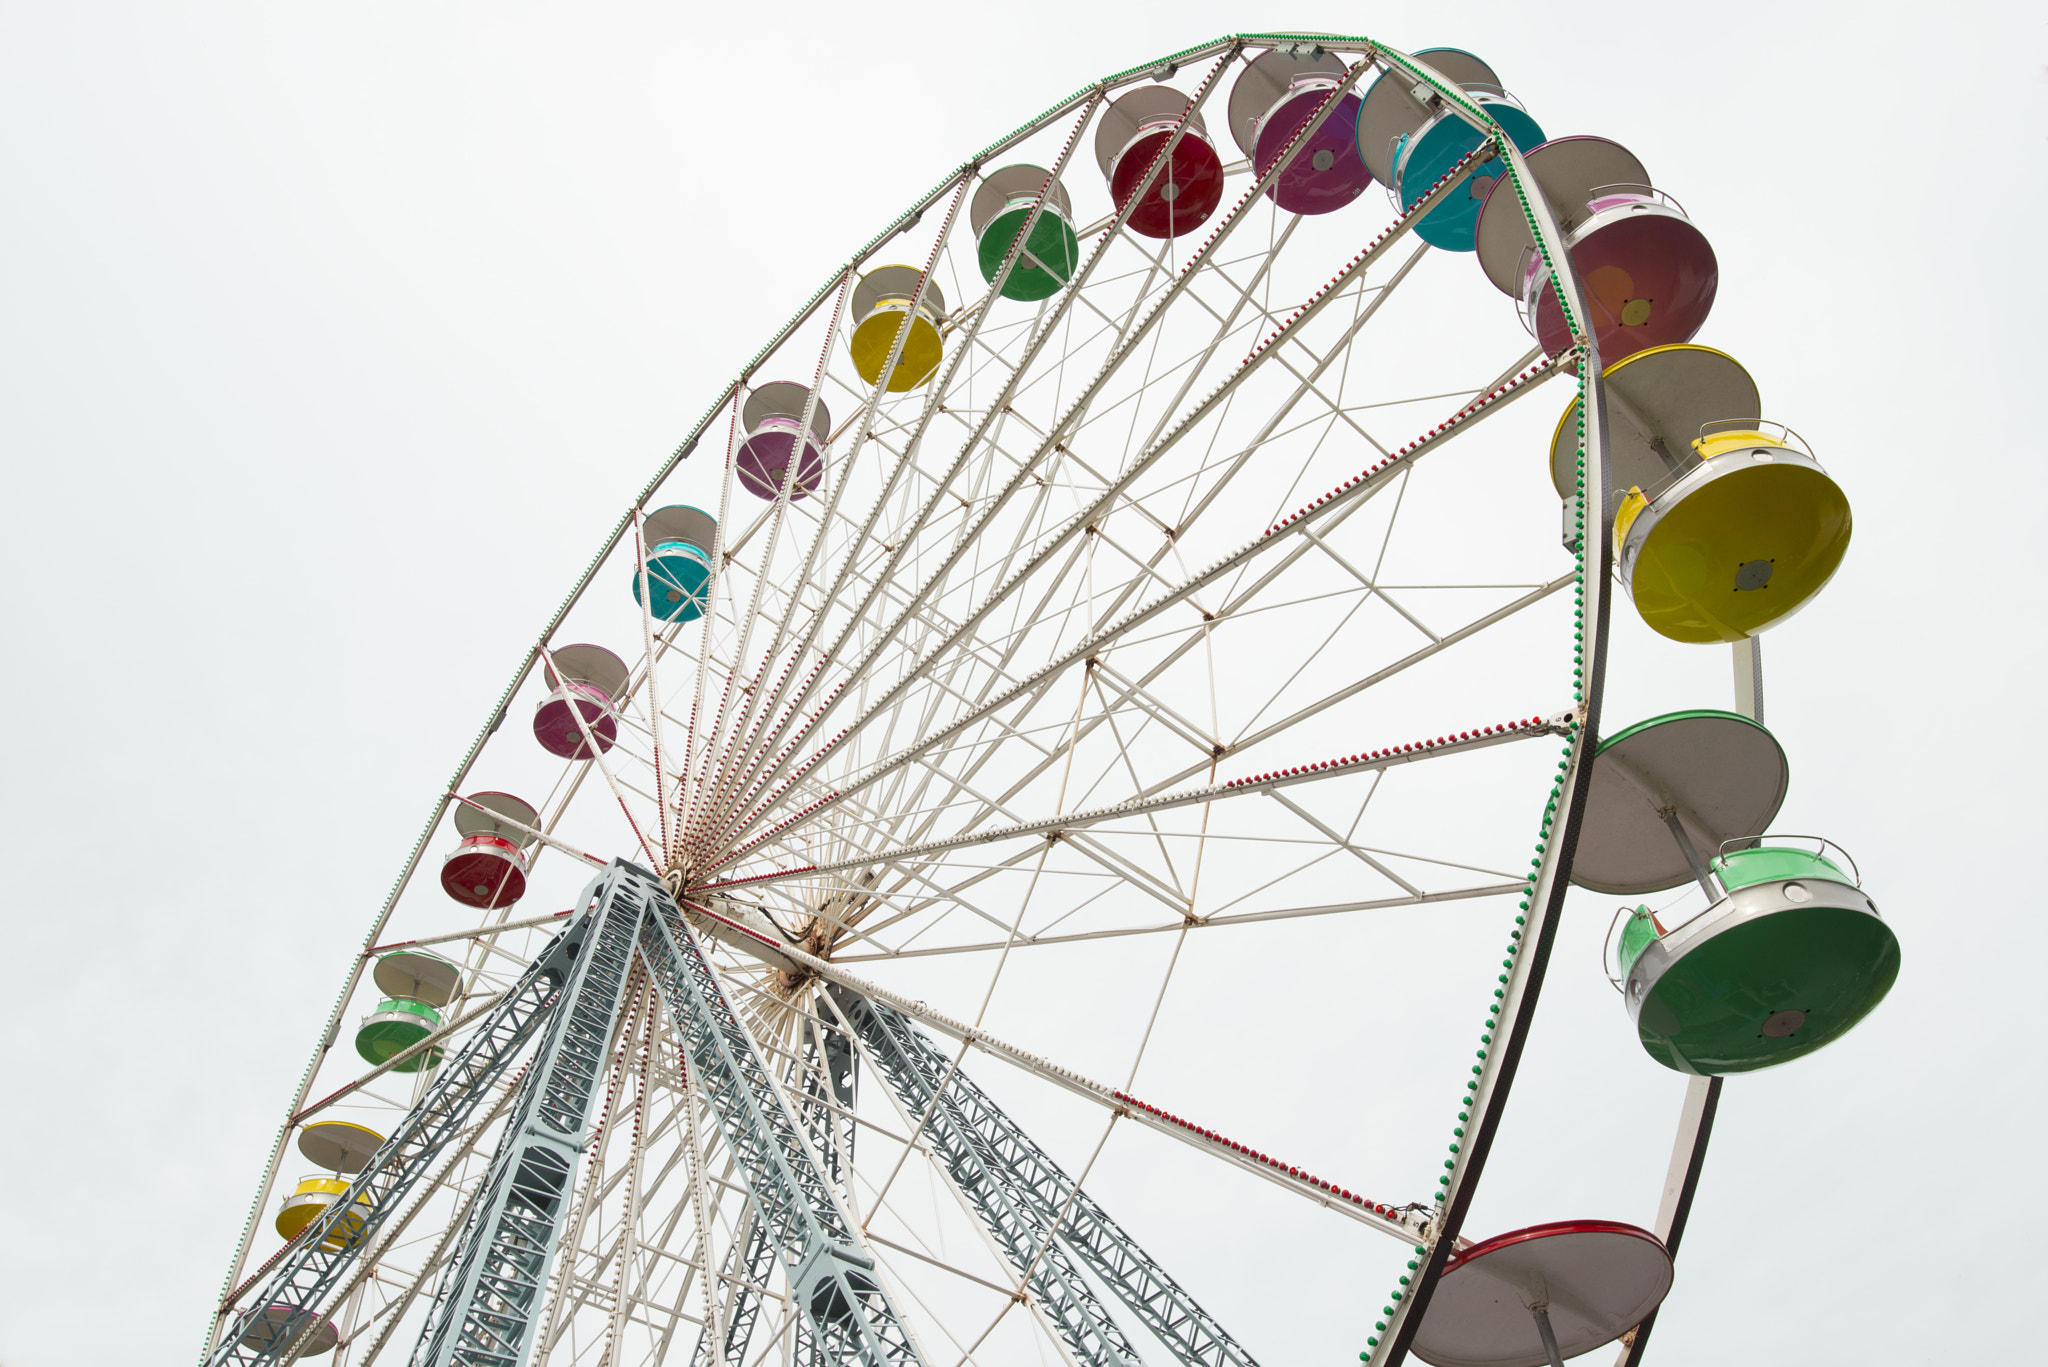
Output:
[{"xmin": 210, "ymin": 34, "xmax": 1605, "ymax": 1367}]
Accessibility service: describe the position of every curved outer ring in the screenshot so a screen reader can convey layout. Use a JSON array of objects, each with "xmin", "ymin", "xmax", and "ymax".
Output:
[
  {"xmin": 1357, "ymin": 43, "xmax": 1615, "ymax": 1367},
  {"xmin": 204, "ymin": 35, "xmax": 1618, "ymax": 1366}
]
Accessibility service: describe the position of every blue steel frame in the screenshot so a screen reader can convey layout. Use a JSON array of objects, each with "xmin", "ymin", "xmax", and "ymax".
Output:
[
  {"xmin": 406, "ymin": 862, "xmax": 651, "ymax": 1367},
  {"xmin": 827, "ymin": 985, "xmax": 1263, "ymax": 1367},
  {"xmin": 214, "ymin": 861, "xmax": 1283, "ymax": 1367},
  {"xmin": 206, "ymin": 884, "xmax": 610, "ymax": 1367},
  {"xmin": 635, "ymin": 890, "xmax": 926, "ymax": 1366}
]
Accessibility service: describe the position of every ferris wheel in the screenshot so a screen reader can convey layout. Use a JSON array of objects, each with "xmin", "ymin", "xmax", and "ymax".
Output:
[{"xmin": 203, "ymin": 32, "xmax": 1898, "ymax": 1367}]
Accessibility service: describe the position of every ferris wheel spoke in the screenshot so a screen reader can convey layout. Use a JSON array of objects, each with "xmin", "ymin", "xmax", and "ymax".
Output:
[
  {"xmin": 288, "ymin": 991, "xmax": 508, "ymax": 1124},
  {"xmin": 365, "ymin": 907, "xmax": 577, "ymax": 956},
  {"xmin": 726, "ymin": 202, "xmax": 1492, "ymax": 862},
  {"xmin": 711, "ymin": 717, "xmax": 1554, "ymax": 898},
  {"xmin": 672, "ymin": 397, "xmax": 746, "ymax": 833},
  {"xmin": 709, "ymin": 484, "xmax": 1439, "ymax": 871},
  {"xmin": 815, "ymin": 957, "xmax": 1438, "ymax": 1253},
  {"xmin": 720, "ymin": 84, "xmax": 1138, "ymax": 807},
  {"xmin": 1222, "ymin": 579, "xmax": 1573, "ymax": 764},
  {"xmin": 825, "ymin": 755, "xmax": 1532, "ymax": 948},
  {"xmin": 699, "ymin": 265, "xmax": 875, "ymax": 837},
  {"xmin": 863, "ymin": 877, "xmax": 1345, "ymax": 962},
  {"xmin": 1149, "ymin": 243, "xmax": 1433, "ymax": 550},
  {"xmin": 720, "ymin": 64, "xmax": 1382, "ymax": 831}
]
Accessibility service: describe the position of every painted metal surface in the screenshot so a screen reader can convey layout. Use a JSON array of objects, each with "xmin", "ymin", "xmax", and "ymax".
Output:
[
  {"xmin": 353, "ymin": 998, "xmax": 443, "ymax": 1071},
  {"xmin": 1253, "ymin": 84, "xmax": 1371, "ymax": 213},
  {"xmin": 630, "ymin": 540, "xmax": 713, "ymax": 624},
  {"xmin": 273, "ymin": 1178, "xmax": 370, "ymax": 1249},
  {"xmin": 1574, "ymin": 709, "xmax": 1788, "ymax": 895},
  {"xmin": 1624, "ymin": 867, "xmax": 1899, "ymax": 1074},
  {"xmin": 237, "ymin": 1307, "xmax": 339, "ymax": 1358},
  {"xmin": 1354, "ymin": 47, "xmax": 1501, "ymax": 185},
  {"xmin": 976, "ymin": 201, "xmax": 1080, "ymax": 300},
  {"xmin": 848, "ymin": 265, "xmax": 947, "ymax": 392},
  {"xmin": 1545, "ymin": 344, "xmax": 1759, "ymax": 500},
  {"xmin": 1474, "ymin": 136, "xmax": 1716, "ymax": 366},
  {"xmin": 199, "ymin": 32, "xmax": 1867, "ymax": 1367},
  {"xmin": 637, "ymin": 890, "xmax": 925, "ymax": 1365},
  {"xmin": 1368, "ymin": 37, "xmax": 1619, "ymax": 1367},
  {"xmin": 1097, "ymin": 85, "xmax": 1224, "ymax": 238},
  {"xmin": 372, "ymin": 949, "xmax": 464, "ymax": 1007},
  {"xmin": 438, "ymin": 836, "xmax": 528, "ymax": 909},
  {"xmin": 532, "ymin": 645, "xmax": 628, "ymax": 758},
  {"xmin": 1524, "ymin": 197, "xmax": 1716, "ymax": 364},
  {"xmin": 1412, "ymin": 1221, "xmax": 1672, "ymax": 1367},
  {"xmin": 208, "ymin": 900, "xmax": 594, "ymax": 1366},
  {"xmin": 295, "ymin": 1121, "xmax": 385, "ymax": 1175},
  {"xmin": 1392, "ymin": 97, "xmax": 1542, "ymax": 249},
  {"xmin": 735, "ymin": 419, "xmax": 827, "ymax": 501},
  {"xmin": 1474, "ymin": 136, "xmax": 1650, "ymax": 294},
  {"xmin": 1617, "ymin": 442, "xmax": 1852, "ymax": 643}
]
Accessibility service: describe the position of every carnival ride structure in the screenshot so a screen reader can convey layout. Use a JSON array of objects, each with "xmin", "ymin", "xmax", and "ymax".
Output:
[{"xmin": 201, "ymin": 32, "xmax": 1895, "ymax": 1367}]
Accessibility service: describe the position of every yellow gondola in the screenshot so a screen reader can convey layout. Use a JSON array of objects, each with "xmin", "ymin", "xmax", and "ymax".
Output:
[
  {"xmin": 1549, "ymin": 344, "xmax": 1851, "ymax": 643},
  {"xmin": 274, "ymin": 1176, "xmax": 372, "ymax": 1249},
  {"xmin": 847, "ymin": 265, "xmax": 946, "ymax": 392}
]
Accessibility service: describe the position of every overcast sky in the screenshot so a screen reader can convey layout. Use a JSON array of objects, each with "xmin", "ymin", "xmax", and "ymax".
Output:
[{"xmin": 2, "ymin": 3, "xmax": 2043, "ymax": 1364}]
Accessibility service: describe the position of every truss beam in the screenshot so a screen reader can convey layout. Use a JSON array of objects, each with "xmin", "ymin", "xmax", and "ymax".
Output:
[
  {"xmin": 831, "ymin": 990, "xmax": 1144, "ymax": 1367},
  {"xmin": 637, "ymin": 889, "xmax": 926, "ymax": 1366},
  {"xmin": 408, "ymin": 862, "xmax": 651, "ymax": 1367},
  {"xmin": 208, "ymin": 894, "xmax": 605, "ymax": 1367},
  {"xmin": 834, "ymin": 987, "xmax": 1261, "ymax": 1367}
]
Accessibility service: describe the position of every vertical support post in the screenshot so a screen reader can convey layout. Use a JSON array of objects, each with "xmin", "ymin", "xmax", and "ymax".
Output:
[
  {"xmin": 1732, "ymin": 637, "xmax": 1763, "ymax": 724},
  {"xmin": 1531, "ymin": 1305, "xmax": 1568, "ymax": 1367},
  {"xmin": 408, "ymin": 862, "xmax": 653, "ymax": 1367},
  {"xmin": 1656, "ymin": 810, "xmax": 1721, "ymax": 902},
  {"xmin": 1615, "ymin": 639, "xmax": 1760, "ymax": 1364}
]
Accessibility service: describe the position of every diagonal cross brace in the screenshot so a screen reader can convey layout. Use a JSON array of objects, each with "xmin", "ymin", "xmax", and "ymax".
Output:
[
  {"xmin": 207, "ymin": 893, "xmax": 608, "ymax": 1367},
  {"xmin": 636, "ymin": 890, "xmax": 925, "ymax": 1366},
  {"xmin": 407, "ymin": 860, "xmax": 652, "ymax": 1367},
  {"xmin": 832, "ymin": 986, "xmax": 1263, "ymax": 1367}
]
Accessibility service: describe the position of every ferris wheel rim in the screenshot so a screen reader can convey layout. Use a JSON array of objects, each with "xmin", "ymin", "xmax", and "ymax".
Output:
[{"xmin": 205, "ymin": 33, "xmax": 1623, "ymax": 1367}]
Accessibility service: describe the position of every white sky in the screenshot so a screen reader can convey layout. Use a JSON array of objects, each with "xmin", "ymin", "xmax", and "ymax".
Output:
[{"xmin": 2, "ymin": 2, "xmax": 2043, "ymax": 1364}]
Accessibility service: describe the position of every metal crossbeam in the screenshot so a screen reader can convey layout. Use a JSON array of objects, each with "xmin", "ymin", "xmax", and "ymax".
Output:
[
  {"xmin": 408, "ymin": 861, "xmax": 652, "ymax": 1367},
  {"xmin": 831, "ymin": 986, "xmax": 1262, "ymax": 1367},
  {"xmin": 636, "ymin": 891, "xmax": 925, "ymax": 1366},
  {"xmin": 830, "ymin": 987, "xmax": 1146, "ymax": 1367},
  {"xmin": 208, "ymin": 897, "xmax": 606, "ymax": 1367}
]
